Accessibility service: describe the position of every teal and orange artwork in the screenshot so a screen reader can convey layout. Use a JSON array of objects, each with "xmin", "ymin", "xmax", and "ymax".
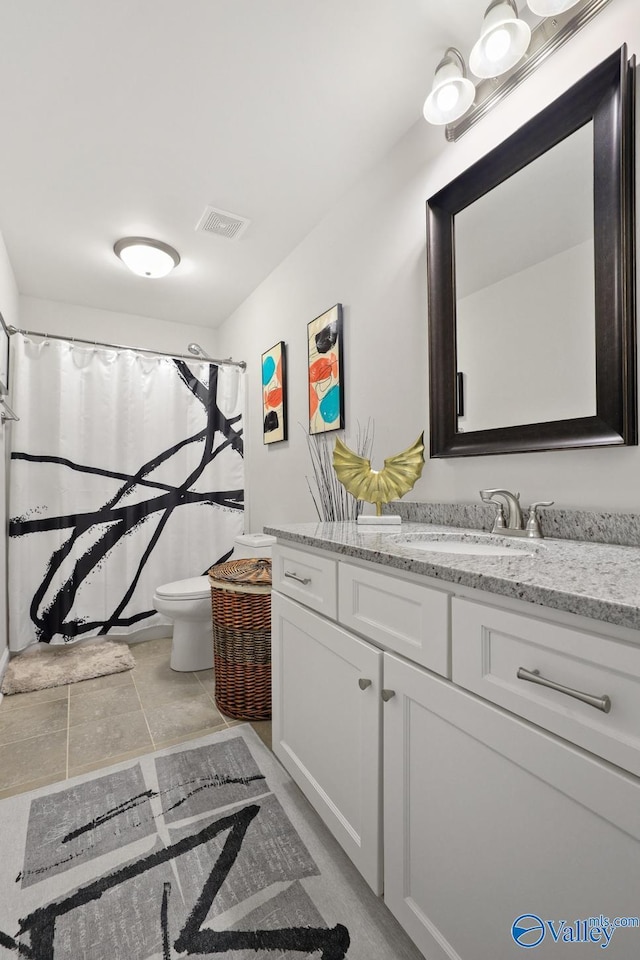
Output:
[
  {"xmin": 261, "ymin": 341, "xmax": 287, "ymax": 443},
  {"xmin": 308, "ymin": 304, "xmax": 344, "ymax": 435}
]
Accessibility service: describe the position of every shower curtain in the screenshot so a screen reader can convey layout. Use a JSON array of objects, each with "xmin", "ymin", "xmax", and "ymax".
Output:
[{"xmin": 8, "ymin": 335, "xmax": 245, "ymax": 652}]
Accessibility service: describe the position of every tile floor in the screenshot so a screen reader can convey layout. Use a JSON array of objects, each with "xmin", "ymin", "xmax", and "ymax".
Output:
[{"xmin": 0, "ymin": 636, "xmax": 272, "ymax": 800}]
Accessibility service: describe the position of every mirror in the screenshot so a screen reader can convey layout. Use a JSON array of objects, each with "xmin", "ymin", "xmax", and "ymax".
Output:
[
  {"xmin": 427, "ymin": 46, "xmax": 636, "ymax": 458},
  {"xmin": 456, "ymin": 123, "xmax": 596, "ymax": 432}
]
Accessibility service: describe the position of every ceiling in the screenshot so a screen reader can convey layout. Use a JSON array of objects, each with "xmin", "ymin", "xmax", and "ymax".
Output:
[{"xmin": 0, "ymin": 0, "xmax": 488, "ymax": 329}]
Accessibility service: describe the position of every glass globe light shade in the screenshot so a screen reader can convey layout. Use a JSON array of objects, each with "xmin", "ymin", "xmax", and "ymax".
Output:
[
  {"xmin": 113, "ymin": 238, "xmax": 180, "ymax": 278},
  {"xmin": 469, "ymin": 0, "xmax": 531, "ymax": 79},
  {"xmin": 423, "ymin": 49, "xmax": 475, "ymax": 126},
  {"xmin": 527, "ymin": 0, "xmax": 580, "ymax": 14}
]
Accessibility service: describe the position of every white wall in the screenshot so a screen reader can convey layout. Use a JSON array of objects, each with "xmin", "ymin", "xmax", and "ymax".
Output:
[
  {"xmin": 217, "ymin": 0, "xmax": 640, "ymax": 534},
  {"xmin": 0, "ymin": 232, "xmax": 19, "ymax": 668},
  {"xmin": 18, "ymin": 296, "xmax": 222, "ymax": 359}
]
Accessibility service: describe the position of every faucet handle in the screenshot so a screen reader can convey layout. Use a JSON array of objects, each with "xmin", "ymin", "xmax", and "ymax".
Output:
[
  {"xmin": 480, "ymin": 492, "xmax": 507, "ymax": 532},
  {"xmin": 525, "ymin": 501, "xmax": 554, "ymax": 537},
  {"xmin": 492, "ymin": 503, "xmax": 506, "ymax": 532},
  {"xmin": 528, "ymin": 500, "xmax": 554, "ymax": 512}
]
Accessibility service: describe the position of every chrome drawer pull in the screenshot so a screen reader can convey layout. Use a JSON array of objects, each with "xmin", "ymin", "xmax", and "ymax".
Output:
[
  {"xmin": 517, "ymin": 667, "xmax": 611, "ymax": 714},
  {"xmin": 358, "ymin": 678, "xmax": 372, "ymax": 690},
  {"xmin": 381, "ymin": 689, "xmax": 396, "ymax": 702},
  {"xmin": 284, "ymin": 571, "xmax": 311, "ymax": 585}
]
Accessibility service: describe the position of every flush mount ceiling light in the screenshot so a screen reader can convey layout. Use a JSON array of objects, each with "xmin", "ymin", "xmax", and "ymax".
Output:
[
  {"xmin": 423, "ymin": 48, "xmax": 476, "ymax": 125},
  {"xmin": 113, "ymin": 237, "xmax": 180, "ymax": 278},
  {"xmin": 527, "ymin": 0, "xmax": 580, "ymax": 13},
  {"xmin": 469, "ymin": 0, "xmax": 532, "ymax": 79}
]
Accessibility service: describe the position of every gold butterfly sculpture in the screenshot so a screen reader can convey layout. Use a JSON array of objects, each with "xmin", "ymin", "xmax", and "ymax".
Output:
[{"xmin": 333, "ymin": 432, "xmax": 425, "ymax": 517}]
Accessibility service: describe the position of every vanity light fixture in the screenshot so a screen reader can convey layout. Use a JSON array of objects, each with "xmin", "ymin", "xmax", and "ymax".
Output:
[
  {"xmin": 469, "ymin": 0, "xmax": 532, "ymax": 79},
  {"xmin": 113, "ymin": 237, "xmax": 180, "ymax": 278},
  {"xmin": 423, "ymin": 48, "xmax": 476, "ymax": 125},
  {"xmin": 423, "ymin": 0, "xmax": 613, "ymax": 140}
]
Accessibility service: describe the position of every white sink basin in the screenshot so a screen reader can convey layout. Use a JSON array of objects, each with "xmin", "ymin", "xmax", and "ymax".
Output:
[{"xmin": 396, "ymin": 534, "xmax": 540, "ymax": 558}]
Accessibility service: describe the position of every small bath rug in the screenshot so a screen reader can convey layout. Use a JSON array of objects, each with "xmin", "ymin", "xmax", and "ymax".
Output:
[
  {"xmin": 0, "ymin": 725, "xmax": 421, "ymax": 960},
  {"xmin": 1, "ymin": 640, "xmax": 135, "ymax": 696}
]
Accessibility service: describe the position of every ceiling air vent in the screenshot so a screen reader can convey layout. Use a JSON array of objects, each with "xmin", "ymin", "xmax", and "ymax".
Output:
[{"xmin": 195, "ymin": 205, "xmax": 250, "ymax": 241}]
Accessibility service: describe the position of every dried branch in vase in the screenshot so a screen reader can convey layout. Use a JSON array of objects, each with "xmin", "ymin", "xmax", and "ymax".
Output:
[{"xmin": 304, "ymin": 420, "xmax": 374, "ymax": 521}]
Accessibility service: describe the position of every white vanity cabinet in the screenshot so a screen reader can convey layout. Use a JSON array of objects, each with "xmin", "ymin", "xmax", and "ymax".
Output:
[
  {"xmin": 271, "ymin": 541, "xmax": 640, "ymax": 960},
  {"xmin": 383, "ymin": 652, "xmax": 640, "ymax": 960}
]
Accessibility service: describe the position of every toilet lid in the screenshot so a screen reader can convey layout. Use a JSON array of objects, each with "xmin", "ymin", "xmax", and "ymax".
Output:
[{"xmin": 155, "ymin": 576, "xmax": 210, "ymax": 600}]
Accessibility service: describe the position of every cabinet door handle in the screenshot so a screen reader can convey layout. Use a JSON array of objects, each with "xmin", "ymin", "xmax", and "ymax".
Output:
[
  {"xmin": 284, "ymin": 571, "xmax": 311, "ymax": 585},
  {"xmin": 358, "ymin": 678, "xmax": 372, "ymax": 690},
  {"xmin": 517, "ymin": 667, "xmax": 611, "ymax": 714},
  {"xmin": 381, "ymin": 689, "xmax": 396, "ymax": 702}
]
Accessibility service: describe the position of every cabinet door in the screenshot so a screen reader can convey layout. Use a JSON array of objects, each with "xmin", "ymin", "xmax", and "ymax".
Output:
[
  {"xmin": 383, "ymin": 652, "xmax": 640, "ymax": 960},
  {"xmin": 272, "ymin": 592, "xmax": 382, "ymax": 892}
]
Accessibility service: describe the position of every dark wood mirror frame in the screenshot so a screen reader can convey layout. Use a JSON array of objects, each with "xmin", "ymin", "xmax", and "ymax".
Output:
[{"xmin": 427, "ymin": 46, "xmax": 636, "ymax": 458}]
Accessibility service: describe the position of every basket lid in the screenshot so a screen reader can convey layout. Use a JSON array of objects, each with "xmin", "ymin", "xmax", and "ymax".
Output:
[{"xmin": 208, "ymin": 557, "xmax": 272, "ymax": 586}]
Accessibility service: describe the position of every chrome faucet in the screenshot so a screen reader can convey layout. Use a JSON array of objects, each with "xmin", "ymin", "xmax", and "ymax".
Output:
[{"xmin": 480, "ymin": 489, "xmax": 553, "ymax": 539}]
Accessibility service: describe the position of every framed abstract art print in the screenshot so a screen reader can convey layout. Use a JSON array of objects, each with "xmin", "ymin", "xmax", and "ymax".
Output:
[
  {"xmin": 261, "ymin": 341, "xmax": 287, "ymax": 443},
  {"xmin": 307, "ymin": 304, "xmax": 344, "ymax": 435}
]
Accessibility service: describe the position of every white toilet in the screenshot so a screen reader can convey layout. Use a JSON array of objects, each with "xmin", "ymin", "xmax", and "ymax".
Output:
[{"xmin": 153, "ymin": 534, "xmax": 276, "ymax": 672}]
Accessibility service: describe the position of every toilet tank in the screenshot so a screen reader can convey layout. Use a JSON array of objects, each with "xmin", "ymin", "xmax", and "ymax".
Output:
[{"xmin": 232, "ymin": 533, "xmax": 276, "ymax": 560}]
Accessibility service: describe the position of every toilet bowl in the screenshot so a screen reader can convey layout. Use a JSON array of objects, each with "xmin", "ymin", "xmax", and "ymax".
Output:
[
  {"xmin": 154, "ymin": 534, "xmax": 276, "ymax": 672},
  {"xmin": 153, "ymin": 576, "xmax": 212, "ymax": 672}
]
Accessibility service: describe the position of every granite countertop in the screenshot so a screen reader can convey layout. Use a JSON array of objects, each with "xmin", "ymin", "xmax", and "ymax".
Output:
[{"xmin": 264, "ymin": 521, "xmax": 640, "ymax": 633}]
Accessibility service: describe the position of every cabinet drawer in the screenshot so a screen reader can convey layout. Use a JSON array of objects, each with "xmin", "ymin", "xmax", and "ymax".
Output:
[
  {"xmin": 272, "ymin": 544, "xmax": 337, "ymax": 619},
  {"xmin": 339, "ymin": 562, "xmax": 450, "ymax": 676},
  {"xmin": 452, "ymin": 597, "xmax": 640, "ymax": 776}
]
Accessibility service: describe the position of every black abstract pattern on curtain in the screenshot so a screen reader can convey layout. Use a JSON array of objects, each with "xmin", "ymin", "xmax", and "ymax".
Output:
[{"xmin": 9, "ymin": 356, "xmax": 244, "ymax": 646}]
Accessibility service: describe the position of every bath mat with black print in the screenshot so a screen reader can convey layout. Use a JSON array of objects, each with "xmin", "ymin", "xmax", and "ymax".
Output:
[{"xmin": 0, "ymin": 725, "xmax": 421, "ymax": 960}]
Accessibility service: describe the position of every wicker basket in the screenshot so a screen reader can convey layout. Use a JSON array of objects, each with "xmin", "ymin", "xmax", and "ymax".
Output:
[{"xmin": 208, "ymin": 557, "xmax": 272, "ymax": 720}]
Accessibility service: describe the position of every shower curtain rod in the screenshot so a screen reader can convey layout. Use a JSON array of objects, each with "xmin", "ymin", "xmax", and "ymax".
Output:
[{"xmin": 3, "ymin": 321, "xmax": 247, "ymax": 370}]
